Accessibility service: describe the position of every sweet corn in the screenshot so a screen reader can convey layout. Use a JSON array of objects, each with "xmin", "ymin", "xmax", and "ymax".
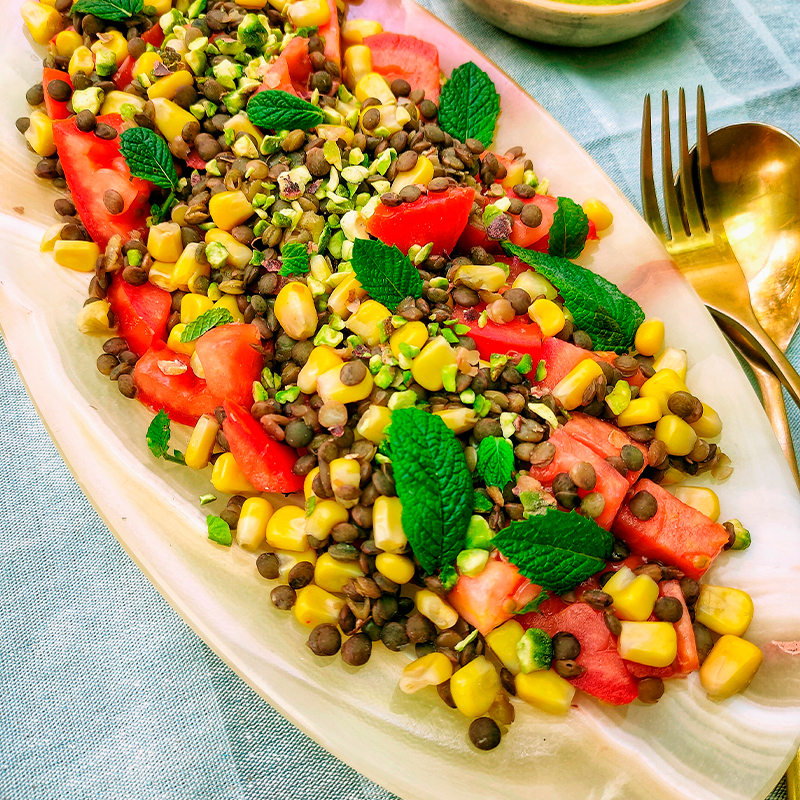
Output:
[
  {"xmin": 411, "ymin": 336, "xmax": 457, "ymax": 392},
  {"xmin": 699, "ymin": 634, "xmax": 763, "ymax": 700},
  {"xmin": 304, "ymin": 467, "xmax": 320, "ymax": 500},
  {"xmin": 24, "ymin": 109, "xmax": 55, "ymax": 157},
  {"xmin": 150, "ymin": 96, "xmax": 198, "ymax": 144},
  {"xmin": 618, "ymin": 621, "xmax": 678, "ymax": 668},
  {"xmin": 69, "ymin": 46, "xmax": 95, "ymax": 79},
  {"xmin": 55, "ymin": 30, "xmax": 83, "ymax": 58},
  {"xmin": 53, "ymin": 240, "xmax": 100, "ymax": 272},
  {"xmin": 528, "ymin": 298, "xmax": 566, "ymax": 337},
  {"xmin": 415, "ymin": 589, "xmax": 458, "ymax": 630},
  {"xmin": 616, "ymin": 395, "xmax": 663, "ymax": 427},
  {"xmin": 639, "ymin": 369, "xmax": 690, "ymax": 415},
  {"xmin": 40, "ymin": 223, "xmax": 64, "ymax": 252},
  {"xmin": 306, "ymin": 499, "xmax": 349, "ymax": 542},
  {"xmin": 515, "ymin": 669, "xmax": 576, "ymax": 715},
  {"xmin": 100, "ymin": 90, "xmax": 146, "ymax": 116},
  {"xmin": 147, "ymin": 68, "xmax": 194, "ymax": 100},
  {"xmin": 655, "ymin": 414, "xmax": 697, "ymax": 456},
  {"xmin": 653, "ymin": 346, "xmax": 688, "ymax": 380},
  {"xmin": 76, "ymin": 300, "xmax": 114, "ymax": 335},
  {"xmin": 582, "ymin": 197, "xmax": 613, "ymax": 232},
  {"xmin": 237, "ymin": 0, "xmax": 268, "ymax": 8},
  {"xmin": 399, "ymin": 652, "xmax": 453, "ymax": 694},
  {"xmin": 211, "ymin": 452, "xmax": 257, "ymax": 494},
  {"xmin": 354, "ymin": 72, "xmax": 395, "ymax": 105},
  {"xmin": 672, "ymin": 486, "xmax": 720, "ymax": 522},
  {"xmin": 691, "ymin": 403, "xmax": 723, "ymax": 438},
  {"xmin": 603, "ymin": 565, "xmax": 659, "ymax": 621},
  {"xmin": 695, "ymin": 585, "xmax": 754, "ymax": 637},
  {"xmin": 329, "ymin": 457, "xmax": 361, "ymax": 508},
  {"xmin": 634, "ymin": 318, "xmax": 665, "ymax": 357},
  {"xmin": 294, "ymin": 585, "xmax": 345, "ymax": 628},
  {"xmin": 316, "ymin": 124, "xmax": 355, "ymax": 146},
  {"xmin": 344, "ymin": 45, "xmax": 373, "ymax": 89},
  {"xmin": 449, "ymin": 657, "xmax": 501, "ymax": 718},
  {"xmin": 273, "ymin": 282, "xmax": 316, "ymax": 341},
  {"xmin": 167, "ymin": 323, "xmax": 195, "ymax": 356},
  {"xmin": 513, "ymin": 270, "xmax": 557, "ymax": 301},
  {"xmin": 500, "ymin": 158, "xmax": 525, "ymax": 190},
  {"xmin": 389, "ymin": 321, "xmax": 428, "ymax": 360},
  {"xmin": 342, "ymin": 18, "xmax": 383, "ymax": 45},
  {"xmin": 173, "ymin": 244, "xmax": 211, "ymax": 292},
  {"xmin": 147, "ymin": 222, "xmax": 183, "ymax": 262},
  {"xmin": 184, "ymin": 414, "xmax": 220, "ymax": 470},
  {"xmin": 287, "ymin": 0, "xmax": 331, "ymax": 29},
  {"xmin": 297, "ymin": 346, "xmax": 342, "ymax": 395},
  {"xmin": 266, "ymin": 505, "xmax": 308, "ymax": 551},
  {"xmin": 148, "ymin": 260, "xmax": 179, "ymax": 292},
  {"xmin": 313, "ymin": 551, "xmax": 363, "ymax": 593},
  {"xmin": 551, "ymin": 358, "xmax": 603, "ymax": 411},
  {"xmin": 205, "ymin": 228, "xmax": 252, "ymax": 268},
  {"xmin": 316, "ymin": 362, "xmax": 374, "ymax": 404},
  {"xmin": 276, "ymin": 547, "xmax": 317, "ymax": 582},
  {"xmin": 372, "ymin": 496, "xmax": 407, "ymax": 552},
  {"xmin": 356, "ymin": 404, "xmax": 393, "ymax": 444},
  {"xmin": 451, "ymin": 263, "xmax": 507, "ymax": 292},
  {"xmin": 485, "ymin": 620, "xmax": 525, "ymax": 674},
  {"xmin": 433, "ymin": 407, "xmax": 478, "ymax": 435},
  {"xmin": 237, "ymin": 497, "xmax": 274, "ymax": 549},
  {"xmin": 214, "ymin": 294, "xmax": 245, "ymax": 323},
  {"xmin": 21, "ymin": 1, "xmax": 62, "ymax": 44},
  {"xmin": 190, "ymin": 351, "xmax": 205, "ymax": 378},
  {"xmin": 208, "ymin": 190, "xmax": 254, "ymax": 231},
  {"xmin": 358, "ymin": 103, "xmax": 406, "ymax": 135},
  {"xmin": 91, "ymin": 30, "xmax": 128, "ymax": 66},
  {"xmin": 327, "ymin": 273, "xmax": 366, "ymax": 318},
  {"xmin": 346, "ymin": 300, "xmax": 391, "ymax": 346},
  {"xmin": 224, "ymin": 113, "xmax": 264, "ymax": 146},
  {"xmin": 268, "ymin": 0, "xmax": 289, "ymax": 10},
  {"xmin": 374, "ymin": 553, "xmax": 414, "ymax": 585},
  {"xmin": 132, "ymin": 51, "xmax": 161, "ymax": 80},
  {"xmin": 391, "ymin": 154, "xmax": 434, "ymax": 193}
]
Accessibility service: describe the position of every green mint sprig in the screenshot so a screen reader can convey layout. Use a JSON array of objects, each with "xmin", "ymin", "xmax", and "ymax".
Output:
[
  {"xmin": 438, "ymin": 62, "xmax": 500, "ymax": 148},
  {"xmin": 502, "ymin": 242, "xmax": 644, "ymax": 353},
  {"xmin": 119, "ymin": 127, "xmax": 179, "ymax": 190},
  {"xmin": 351, "ymin": 238, "xmax": 423, "ymax": 311},
  {"xmin": 279, "ymin": 241, "xmax": 310, "ymax": 276},
  {"xmin": 72, "ymin": 0, "xmax": 143, "ymax": 20},
  {"xmin": 475, "ymin": 436, "xmax": 514, "ymax": 488},
  {"xmin": 548, "ymin": 197, "xmax": 590, "ymax": 259},
  {"xmin": 247, "ymin": 90, "xmax": 324, "ymax": 131},
  {"xmin": 145, "ymin": 409, "xmax": 186, "ymax": 464},
  {"xmin": 207, "ymin": 515, "xmax": 232, "ymax": 546},
  {"xmin": 180, "ymin": 308, "xmax": 234, "ymax": 342}
]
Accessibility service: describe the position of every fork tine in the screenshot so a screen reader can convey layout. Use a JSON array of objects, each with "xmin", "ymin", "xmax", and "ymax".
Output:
[
  {"xmin": 678, "ymin": 87, "xmax": 706, "ymax": 235},
  {"xmin": 660, "ymin": 90, "xmax": 685, "ymax": 240},
  {"xmin": 696, "ymin": 85, "xmax": 723, "ymax": 232},
  {"xmin": 640, "ymin": 93, "xmax": 665, "ymax": 239}
]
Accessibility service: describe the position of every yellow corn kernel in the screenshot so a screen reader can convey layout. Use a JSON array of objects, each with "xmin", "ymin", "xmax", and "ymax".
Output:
[
  {"xmin": 211, "ymin": 452, "xmax": 258, "ymax": 494},
  {"xmin": 399, "ymin": 652, "xmax": 453, "ymax": 693},
  {"xmin": 551, "ymin": 358, "xmax": 603, "ymax": 411},
  {"xmin": 528, "ymin": 298, "xmax": 566, "ymax": 337},
  {"xmin": 304, "ymin": 467, "xmax": 320, "ymax": 500},
  {"xmin": 695, "ymin": 585, "xmax": 754, "ymax": 637},
  {"xmin": 344, "ymin": 45, "xmax": 373, "ymax": 89},
  {"xmin": 275, "ymin": 547, "xmax": 317, "ymax": 582},
  {"xmin": 100, "ymin": 90, "xmax": 145, "ymax": 116},
  {"xmin": 148, "ymin": 260, "xmax": 179, "ymax": 292},
  {"xmin": 691, "ymin": 403, "xmax": 723, "ymax": 438},
  {"xmin": 616, "ymin": 395, "xmax": 662, "ymax": 427},
  {"xmin": 132, "ymin": 51, "xmax": 161, "ymax": 80},
  {"xmin": 316, "ymin": 362, "xmax": 374, "ymax": 404},
  {"xmin": 189, "ymin": 350, "xmax": 205, "ymax": 378},
  {"xmin": 603, "ymin": 565, "xmax": 659, "ymax": 621},
  {"xmin": 237, "ymin": 0, "xmax": 268, "ymax": 8},
  {"xmin": 208, "ymin": 190, "xmax": 254, "ymax": 231},
  {"xmin": 297, "ymin": 346, "xmax": 343, "ymax": 395},
  {"xmin": 205, "ymin": 228, "xmax": 252, "ymax": 269},
  {"xmin": 313, "ymin": 551, "xmax": 363, "ymax": 593},
  {"xmin": 328, "ymin": 457, "xmax": 361, "ymax": 508},
  {"xmin": 639, "ymin": 369, "xmax": 690, "ymax": 415},
  {"xmin": 53, "ymin": 240, "xmax": 100, "ymax": 272},
  {"xmin": 655, "ymin": 414, "xmax": 697, "ymax": 457},
  {"xmin": 21, "ymin": 1, "xmax": 62, "ymax": 44},
  {"xmin": 513, "ymin": 270, "xmax": 557, "ymax": 301},
  {"xmin": 450, "ymin": 656, "xmax": 501, "ymax": 718},
  {"xmin": 342, "ymin": 18, "xmax": 383, "ymax": 45},
  {"xmin": 416, "ymin": 589, "xmax": 458, "ymax": 630},
  {"xmin": 76, "ymin": 300, "xmax": 114, "ymax": 335},
  {"xmin": 151, "ymin": 0, "xmax": 173, "ymax": 8},
  {"xmin": 24, "ymin": 109, "xmax": 55, "ymax": 157},
  {"xmin": 287, "ymin": 0, "xmax": 331, "ymax": 29},
  {"xmin": 214, "ymin": 294, "xmax": 245, "ymax": 323},
  {"xmin": 55, "ymin": 30, "xmax": 83, "ymax": 58},
  {"xmin": 618, "ymin": 621, "xmax": 678, "ymax": 668},
  {"xmin": 306, "ymin": 499, "xmax": 349, "ymax": 542},
  {"xmin": 486, "ymin": 620, "xmax": 525, "ymax": 675},
  {"xmin": 68, "ymin": 46, "xmax": 95, "ymax": 79},
  {"xmin": 373, "ymin": 496, "xmax": 407, "ymax": 552},
  {"xmin": 268, "ymin": 0, "xmax": 288, "ymax": 10},
  {"xmin": 500, "ymin": 159, "xmax": 525, "ymax": 190},
  {"xmin": 356, "ymin": 404, "xmax": 392, "ymax": 444},
  {"xmin": 582, "ymin": 197, "xmax": 613, "ymax": 232},
  {"xmin": 316, "ymin": 124, "xmax": 355, "ymax": 146},
  {"xmin": 516, "ymin": 669, "xmax": 576, "ymax": 715},
  {"xmin": 411, "ymin": 336, "xmax": 457, "ymax": 392},
  {"xmin": 347, "ymin": 299, "xmax": 391, "ymax": 346},
  {"xmin": 389, "ymin": 321, "xmax": 428, "ymax": 360},
  {"xmin": 274, "ymin": 282, "xmax": 317, "ymax": 341},
  {"xmin": 224, "ymin": 112, "xmax": 264, "ymax": 146},
  {"xmin": 92, "ymin": 30, "xmax": 128, "ymax": 66},
  {"xmin": 293, "ymin": 584, "xmax": 344, "ymax": 628},
  {"xmin": 375, "ymin": 553, "xmax": 415, "ymax": 585},
  {"xmin": 354, "ymin": 71, "xmax": 394, "ymax": 105},
  {"xmin": 358, "ymin": 104, "xmax": 407, "ymax": 136},
  {"xmin": 150, "ymin": 96, "xmax": 198, "ymax": 145},
  {"xmin": 653, "ymin": 346, "xmax": 688, "ymax": 380},
  {"xmin": 237, "ymin": 497, "xmax": 274, "ymax": 549},
  {"xmin": 147, "ymin": 68, "xmax": 194, "ymax": 100},
  {"xmin": 184, "ymin": 414, "xmax": 220, "ymax": 470},
  {"xmin": 391, "ymin": 154, "xmax": 434, "ymax": 193},
  {"xmin": 40, "ymin": 223, "xmax": 64, "ymax": 252},
  {"xmin": 172, "ymin": 245, "xmax": 210, "ymax": 293},
  {"xmin": 451, "ymin": 263, "xmax": 507, "ymax": 292},
  {"xmin": 433, "ymin": 407, "xmax": 478, "ymax": 435},
  {"xmin": 699, "ymin": 634, "xmax": 763, "ymax": 700},
  {"xmin": 147, "ymin": 221, "xmax": 183, "ymax": 262},
  {"xmin": 167, "ymin": 323, "xmax": 195, "ymax": 356},
  {"xmin": 634, "ymin": 318, "xmax": 665, "ymax": 357},
  {"xmin": 327, "ymin": 273, "xmax": 366, "ymax": 318},
  {"xmin": 266, "ymin": 505, "xmax": 308, "ymax": 552},
  {"xmin": 672, "ymin": 486, "xmax": 720, "ymax": 522}
]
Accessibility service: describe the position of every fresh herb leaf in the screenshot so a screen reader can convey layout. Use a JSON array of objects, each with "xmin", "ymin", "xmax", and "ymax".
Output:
[
  {"xmin": 72, "ymin": 0, "xmax": 142, "ymax": 20},
  {"xmin": 502, "ymin": 242, "xmax": 645, "ymax": 353},
  {"xmin": 207, "ymin": 514, "xmax": 232, "ymax": 546},
  {"xmin": 180, "ymin": 308, "xmax": 234, "ymax": 342},
  {"xmin": 247, "ymin": 90, "xmax": 324, "ymax": 131},
  {"xmin": 492, "ymin": 508, "xmax": 613, "ymax": 594},
  {"xmin": 351, "ymin": 238, "xmax": 424, "ymax": 311},
  {"xmin": 513, "ymin": 590, "xmax": 548, "ymax": 616},
  {"xmin": 280, "ymin": 241, "xmax": 310, "ymax": 276},
  {"xmin": 476, "ymin": 436, "xmax": 514, "ymax": 488},
  {"xmin": 438, "ymin": 62, "xmax": 500, "ymax": 148},
  {"xmin": 119, "ymin": 127, "xmax": 179, "ymax": 190},
  {"xmin": 389, "ymin": 408, "xmax": 474, "ymax": 575},
  {"xmin": 146, "ymin": 409, "xmax": 171, "ymax": 459},
  {"xmin": 548, "ymin": 197, "xmax": 590, "ymax": 259}
]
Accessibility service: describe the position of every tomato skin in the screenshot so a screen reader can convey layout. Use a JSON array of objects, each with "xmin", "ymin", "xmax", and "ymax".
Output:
[
  {"xmin": 107, "ymin": 276, "xmax": 172, "ymax": 357},
  {"xmin": 363, "ymin": 32, "xmax": 440, "ymax": 101},
  {"xmin": 222, "ymin": 400, "xmax": 305, "ymax": 493},
  {"xmin": 366, "ymin": 186, "xmax": 474, "ymax": 256},
  {"xmin": 194, "ymin": 324, "xmax": 263, "ymax": 408},
  {"xmin": 42, "ymin": 68, "xmax": 73, "ymax": 120}
]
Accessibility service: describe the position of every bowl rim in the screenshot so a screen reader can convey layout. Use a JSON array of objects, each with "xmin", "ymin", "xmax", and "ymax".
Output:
[{"xmin": 507, "ymin": 0, "xmax": 681, "ymax": 17}]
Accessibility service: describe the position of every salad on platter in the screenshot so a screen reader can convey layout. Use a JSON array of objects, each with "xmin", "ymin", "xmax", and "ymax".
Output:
[{"xmin": 17, "ymin": 0, "xmax": 763, "ymax": 752}]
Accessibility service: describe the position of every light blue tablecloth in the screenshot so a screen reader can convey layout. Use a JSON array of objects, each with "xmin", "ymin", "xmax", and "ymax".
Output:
[{"xmin": 2, "ymin": 0, "xmax": 800, "ymax": 797}]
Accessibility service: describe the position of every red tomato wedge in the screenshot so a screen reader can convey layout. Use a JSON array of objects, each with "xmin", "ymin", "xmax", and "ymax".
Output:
[
  {"xmin": 363, "ymin": 32, "xmax": 440, "ymax": 101},
  {"xmin": 53, "ymin": 114, "xmax": 150, "ymax": 249},
  {"xmin": 222, "ymin": 401, "xmax": 305, "ymax": 493},
  {"xmin": 194, "ymin": 324, "xmax": 263, "ymax": 408},
  {"xmin": 318, "ymin": 0, "xmax": 340, "ymax": 70},
  {"xmin": 366, "ymin": 186, "xmax": 474, "ymax": 256},
  {"xmin": 42, "ymin": 68, "xmax": 73, "ymax": 120},
  {"xmin": 107, "ymin": 276, "xmax": 172, "ymax": 357},
  {"xmin": 257, "ymin": 37, "xmax": 312, "ymax": 96},
  {"xmin": 612, "ymin": 479, "xmax": 730, "ymax": 580}
]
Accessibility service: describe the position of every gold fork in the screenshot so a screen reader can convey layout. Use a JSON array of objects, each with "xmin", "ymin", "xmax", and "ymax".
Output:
[{"xmin": 640, "ymin": 86, "xmax": 800, "ymax": 408}]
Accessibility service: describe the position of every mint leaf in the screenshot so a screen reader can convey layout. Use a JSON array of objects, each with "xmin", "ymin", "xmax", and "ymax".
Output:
[
  {"xmin": 146, "ymin": 409, "xmax": 171, "ymax": 459},
  {"xmin": 180, "ymin": 308, "xmax": 234, "ymax": 342},
  {"xmin": 207, "ymin": 515, "xmax": 232, "ymax": 546},
  {"xmin": 280, "ymin": 241, "xmax": 310, "ymax": 276},
  {"xmin": 352, "ymin": 238, "xmax": 423, "ymax": 311},
  {"xmin": 247, "ymin": 90, "xmax": 324, "ymax": 131},
  {"xmin": 502, "ymin": 242, "xmax": 644, "ymax": 353},
  {"xmin": 492, "ymin": 508, "xmax": 613, "ymax": 594},
  {"xmin": 476, "ymin": 436, "xmax": 514, "ymax": 488},
  {"xmin": 548, "ymin": 197, "xmax": 589, "ymax": 259},
  {"xmin": 438, "ymin": 62, "xmax": 500, "ymax": 148},
  {"xmin": 119, "ymin": 127, "xmax": 179, "ymax": 190},
  {"xmin": 72, "ymin": 0, "xmax": 142, "ymax": 20},
  {"xmin": 389, "ymin": 408, "xmax": 474, "ymax": 575}
]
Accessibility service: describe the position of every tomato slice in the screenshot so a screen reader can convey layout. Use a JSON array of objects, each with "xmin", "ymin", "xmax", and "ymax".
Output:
[
  {"xmin": 222, "ymin": 400, "xmax": 305, "ymax": 493},
  {"xmin": 363, "ymin": 32, "xmax": 440, "ymax": 101},
  {"xmin": 52, "ymin": 114, "xmax": 151, "ymax": 249},
  {"xmin": 107, "ymin": 276, "xmax": 172, "ymax": 357},
  {"xmin": 43, "ymin": 68, "xmax": 73, "ymax": 120},
  {"xmin": 318, "ymin": 0, "xmax": 340, "ymax": 70}
]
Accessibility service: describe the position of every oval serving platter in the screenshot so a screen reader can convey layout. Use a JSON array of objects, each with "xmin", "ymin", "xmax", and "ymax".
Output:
[{"xmin": 2, "ymin": 1, "xmax": 800, "ymax": 798}]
